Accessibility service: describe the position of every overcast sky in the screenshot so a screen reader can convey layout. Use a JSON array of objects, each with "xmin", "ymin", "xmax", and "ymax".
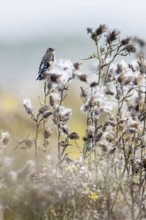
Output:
[
  {"xmin": 0, "ymin": 0, "xmax": 146, "ymax": 42},
  {"xmin": 0, "ymin": 0, "xmax": 146, "ymax": 94}
]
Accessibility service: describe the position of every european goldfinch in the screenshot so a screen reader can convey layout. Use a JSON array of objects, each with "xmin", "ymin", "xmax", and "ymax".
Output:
[{"xmin": 37, "ymin": 48, "xmax": 55, "ymax": 80}]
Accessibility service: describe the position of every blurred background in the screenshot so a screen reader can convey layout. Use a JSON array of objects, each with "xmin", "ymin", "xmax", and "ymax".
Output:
[
  {"xmin": 0, "ymin": 0, "xmax": 146, "ymax": 94},
  {"xmin": 0, "ymin": 0, "xmax": 146, "ymax": 137}
]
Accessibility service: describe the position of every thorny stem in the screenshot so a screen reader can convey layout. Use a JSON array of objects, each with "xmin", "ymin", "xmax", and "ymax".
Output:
[
  {"xmin": 57, "ymin": 124, "xmax": 61, "ymax": 162},
  {"xmin": 137, "ymin": 147, "xmax": 145, "ymax": 220},
  {"xmin": 34, "ymin": 114, "xmax": 43, "ymax": 161},
  {"xmin": 116, "ymin": 99, "xmax": 121, "ymax": 137},
  {"xmin": 143, "ymin": 89, "xmax": 146, "ymax": 135},
  {"xmin": 95, "ymin": 39, "xmax": 102, "ymax": 85},
  {"xmin": 43, "ymin": 80, "xmax": 48, "ymax": 148},
  {"xmin": 34, "ymin": 123, "xmax": 39, "ymax": 161},
  {"xmin": 104, "ymin": 156, "xmax": 111, "ymax": 220},
  {"xmin": 33, "ymin": 113, "xmax": 44, "ymax": 162},
  {"xmin": 131, "ymin": 185, "xmax": 135, "ymax": 220},
  {"xmin": 104, "ymin": 64, "xmax": 111, "ymax": 85},
  {"xmin": 10, "ymin": 135, "xmax": 29, "ymax": 154}
]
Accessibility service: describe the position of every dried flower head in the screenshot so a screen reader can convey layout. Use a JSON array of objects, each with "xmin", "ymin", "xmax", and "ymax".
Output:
[
  {"xmin": 125, "ymin": 44, "xmax": 136, "ymax": 54},
  {"xmin": 121, "ymin": 37, "xmax": 131, "ymax": 45},
  {"xmin": 106, "ymin": 120, "xmax": 116, "ymax": 127},
  {"xmin": 39, "ymin": 106, "xmax": 48, "ymax": 114},
  {"xmin": 116, "ymin": 64, "xmax": 124, "ymax": 74},
  {"xmin": 109, "ymin": 147, "xmax": 116, "ymax": 154},
  {"xmin": 8, "ymin": 171, "xmax": 18, "ymax": 182},
  {"xmin": 106, "ymin": 29, "xmax": 120, "ymax": 44},
  {"xmin": 117, "ymin": 72, "xmax": 126, "ymax": 83},
  {"xmin": 134, "ymin": 37, "xmax": 146, "ymax": 47},
  {"xmin": 2, "ymin": 156, "xmax": 13, "ymax": 166},
  {"xmin": 88, "ymin": 96, "xmax": 98, "ymax": 108},
  {"xmin": 91, "ymin": 32, "xmax": 97, "ymax": 41},
  {"xmin": 61, "ymin": 125, "xmax": 70, "ymax": 135},
  {"xmin": 69, "ymin": 132, "xmax": 80, "ymax": 140},
  {"xmin": 43, "ymin": 129, "xmax": 51, "ymax": 139},
  {"xmin": 87, "ymin": 27, "xmax": 93, "ymax": 34},
  {"xmin": 24, "ymin": 139, "xmax": 33, "ymax": 148},
  {"xmin": 53, "ymin": 106, "xmax": 72, "ymax": 123},
  {"xmin": 137, "ymin": 57, "xmax": 146, "ymax": 74},
  {"xmin": 47, "ymin": 81, "xmax": 53, "ymax": 90},
  {"xmin": 95, "ymin": 24, "xmax": 107, "ymax": 36},
  {"xmin": 80, "ymin": 87, "xmax": 87, "ymax": 98},
  {"xmin": 95, "ymin": 132, "xmax": 103, "ymax": 142},
  {"xmin": 104, "ymin": 87, "xmax": 114, "ymax": 96},
  {"xmin": 23, "ymin": 98, "xmax": 32, "ymax": 115},
  {"xmin": 73, "ymin": 62, "xmax": 82, "ymax": 70},
  {"xmin": 78, "ymin": 74, "xmax": 88, "ymax": 83},
  {"xmin": 1, "ymin": 131, "xmax": 10, "ymax": 145},
  {"xmin": 90, "ymin": 81, "xmax": 98, "ymax": 87},
  {"xmin": 143, "ymin": 155, "xmax": 146, "ymax": 169},
  {"xmin": 133, "ymin": 76, "xmax": 142, "ymax": 86},
  {"xmin": 124, "ymin": 76, "xmax": 133, "ymax": 85},
  {"xmin": 115, "ymin": 86, "xmax": 122, "ymax": 100},
  {"xmin": 52, "ymin": 59, "xmax": 74, "ymax": 85},
  {"xmin": 49, "ymin": 95, "xmax": 55, "ymax": 107},
  {"xmin": 83, "ymin": 136, "xmax": 88, "ymax": 142},
  {"xmin": 128, "ymin": 64, "xmax": 136, "ymax": 72},
  {"xmin": 100, "ymin": 141, "xmax": 108, "ymax": 152},
  {"xmin": 43, "ymin": 111, "xmax": 52, "ymax": 118},
  {"xmin": 57, "ymin": 59, "xmax": 74, "ymax": 72},
  {"xmin": 104, "ymin": 132, "xmax": 115, "ymax": 142},
  {"xmin": 86, "ymin": 125, "xmax": 95, "ymax": 138},
  {"xmin": 80, "ymin": 104, "xmax": 89, "ymax": 112},
  {"xmin": 50, "ymin": 73, "xmax": 61, "ymax": 83}
]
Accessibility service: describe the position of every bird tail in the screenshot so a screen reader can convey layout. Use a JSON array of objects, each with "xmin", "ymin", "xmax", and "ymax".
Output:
[
  {"xmin": 36, "ymin": 72, "xmax": 47, "ymax": 80},
  {"xmin": 36, "ymin": 74, "xmax": 40, "ymax": 80}
]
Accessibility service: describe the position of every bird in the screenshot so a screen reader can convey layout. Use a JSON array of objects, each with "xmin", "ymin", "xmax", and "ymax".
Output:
[{"xmin": 36, "ymin": 48, "xmax": 55, "ymax": 80}]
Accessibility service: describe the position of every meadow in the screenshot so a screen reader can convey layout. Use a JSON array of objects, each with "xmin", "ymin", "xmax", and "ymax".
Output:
[{"xmin": 0, "ymin": 24, "xmax": 146, "ymax": 220}]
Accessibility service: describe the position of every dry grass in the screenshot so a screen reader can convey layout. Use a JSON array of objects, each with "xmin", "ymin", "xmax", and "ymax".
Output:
[{"xmin": 0, "ymin": 24, "xmax": 146, "ymax": 220}]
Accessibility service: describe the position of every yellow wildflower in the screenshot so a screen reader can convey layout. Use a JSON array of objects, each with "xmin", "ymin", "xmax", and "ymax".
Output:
[{"xmin": 88, "ymin": 191, "xmax": 98, "ymax": 201}]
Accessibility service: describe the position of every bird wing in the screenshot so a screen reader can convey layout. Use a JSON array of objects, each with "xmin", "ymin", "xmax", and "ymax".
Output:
[{"xmin": 36, "ymin": 51, "xmax": 54, "ymax": 80}]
